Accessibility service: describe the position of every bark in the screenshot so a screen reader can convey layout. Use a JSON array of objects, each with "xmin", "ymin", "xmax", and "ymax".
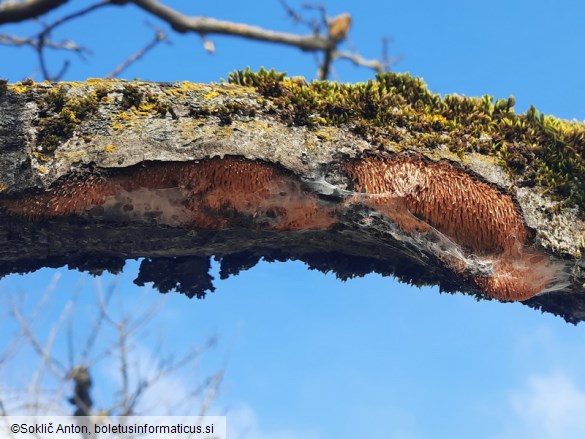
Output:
[{"xmin": 0, "ymin": 76, "xmax": 583, "ymax": 322}]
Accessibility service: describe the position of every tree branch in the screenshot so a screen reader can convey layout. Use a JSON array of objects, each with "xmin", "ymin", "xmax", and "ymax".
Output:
[
  {"xmin": 127, "ymin": 0, "xmax": 331, "ymax": 51},
  {"xmin": 0, "ymin": 76, "xmax": 583, "ymax": 322},
  {"xmin": 0, "ymin": 0, "xmax": 68, "ymax": 25}
]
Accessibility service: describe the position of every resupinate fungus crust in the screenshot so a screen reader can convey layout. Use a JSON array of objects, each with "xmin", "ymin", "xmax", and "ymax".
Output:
[
  {"xmin": 0, "ymin": 154, "xmax": 566, "ymax": 302},
  {"xmin": 344, "ymin": 155, "xmax": 567, "ymax": 302}
]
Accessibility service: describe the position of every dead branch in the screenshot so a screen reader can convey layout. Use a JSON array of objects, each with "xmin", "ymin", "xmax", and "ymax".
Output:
[
  {"xmin": 0, "ymin": 33, "xmax": 86, "ymax": 52},
  {"xmin": 127, "ymin": 0, "xmax": 332, "ymax": 51},
  {"xmin": 0, "ymin": 0, "xmax": 68, "ymax": 25},
  {"xmin": 333, "ymin": 50, "xmax": 386, "ymax": 72}
]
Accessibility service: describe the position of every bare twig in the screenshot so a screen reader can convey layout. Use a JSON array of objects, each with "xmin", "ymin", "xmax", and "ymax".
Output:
[
  {"xmin": 199, "ymin": 370, "xmax": 223, "ymax": 416},
  {"xmin": 0, "ymin": 273, "xmax": 61, "ymax": 367},
  {"xmin": 32, "ymin": 0, "xmax": 113, "ymax": 80},
  {"xmin": 128, "ymin": 0, "xmax": 332, "ymax": 51},
  {"xmin": 301, "ymin": 2, "xmax": 328, "ymax": 31},
  {"xmin": 279, "ymin": 0, "xmax": 321, "ymax": 34},
  {"xmin": 38, "ymin": 0, "xmax": 112, "ymax": 37},
  {"xmin": 279, "ymin": 0, "xmax": 304, "ymax": 25},
  {"xmin": 8, "ymin": 301, "xmax": 68, "ymax": 379},
  {"xmin": 333, "ymin": 50, "xmax": 387, "ymax": 73},
  {"xmin": 316, "ymin": 15, "xmax": 349, "ymax": 79},
  {"xmin": 118, "ymin": 320, "xmax": 131, "ymax": 415},
  {"xmin": 30, "ymin": 299, "xmax": 73, "ymax": 389},
  {"xmin": 0, "ymin": 0, "xmax": 68, "ymax": 25},
  {"xmin": 80, "ymin": 278, "xmax": 116, "ymax": 363},
  {"xmin": 0, "ymin": 33, "xmax": 87, "ymax": 52},
  {"xmin": 106, "ymin": 28, "xmax": 168, "ymax": 78},
  {"xmin": 380, "ymin": 37, "xmax": 402, "ymax": 72}
]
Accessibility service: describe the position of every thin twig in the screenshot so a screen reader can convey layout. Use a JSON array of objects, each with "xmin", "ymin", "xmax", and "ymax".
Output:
[
  {"xmin": 33, "ymin": 0, "xmax": 113, "ymax": 80},
  {"xmin": 80, "ymin": 278, "xmax": 116, "ymax": 363},
  {"xmin": 9, "ymin": 306, "xmax": 66, "ymax": 378},
  {"xmin": 0, "ymin": 273, "xmax": 61, "ymax": 367},
  {"xmin": 118, "ymin": 320, "xmax": 131, "ymax": 415},
  {"xmin": 279, "ymin": 0, "xmax": 321, "ymax": 34},
  {"xmin": 30, "ymin": 299, "xmax": 73, "ymax": 389},
  {"xmin": 0, "ymin": 33, "xmax": 87, "ymax": 52},
  {"xmin": 106, "ymin": 28, "xmax": 168, "ymax": 78},
  {"xmin": 38, "ymin": 0, "xmax": 113, "ymax": 38},
  {"xmin": 333, "ymin": 50, "xmax": 387, "ymax": 73}
]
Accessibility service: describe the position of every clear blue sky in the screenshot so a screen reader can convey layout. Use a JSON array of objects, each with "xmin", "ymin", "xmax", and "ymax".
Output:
[{"xmin": 1, "ymin": 1, "xmax": 585, "ymax": 438}]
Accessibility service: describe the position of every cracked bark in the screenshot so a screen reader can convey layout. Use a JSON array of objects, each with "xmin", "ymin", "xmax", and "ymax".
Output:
[{"xmin": 0, "ymin": 79, "xmax": 583, "ymax": 322}]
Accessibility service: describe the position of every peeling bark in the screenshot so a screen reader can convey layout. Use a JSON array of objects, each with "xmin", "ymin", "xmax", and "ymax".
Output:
[{"xmin": 0, "ymin": 77, "xmax": 584, "ymax": 322}]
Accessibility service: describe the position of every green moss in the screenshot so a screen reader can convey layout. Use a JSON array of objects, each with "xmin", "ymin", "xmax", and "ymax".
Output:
[
  {"xmin": 215, "ymin": 100, "xmax": 256, "ymax": 125},
  {"xmin": 120, "ymin": 86, "xmax": 174, "ymax": 118},
  {"xmin": 36, "ymin": 85, "xmax": 99, "ymax": 154},
  {"xmin": 121, "ymin": 84, "xmax": 143, "ymax": 109},
  {"xmin": 227, "ymin": 68, "xmax": 585, "ymax": 215},
  {"xmin": 228, "ymin": 67, "xmax": 288, "ymax": 97}
]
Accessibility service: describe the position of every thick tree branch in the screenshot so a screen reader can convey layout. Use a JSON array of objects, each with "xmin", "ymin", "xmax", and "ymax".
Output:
[
  {"xmin": 0, "ymin": 74, "xmax": 583, "ymax": 322},
  {"xmin": 0, "ymin": 0, "xmax": 68, "ymax": 24}
]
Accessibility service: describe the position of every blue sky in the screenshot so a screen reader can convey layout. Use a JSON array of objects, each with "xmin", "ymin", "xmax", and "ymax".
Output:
[{"xmin": 1, "ymin": 1, "xmax": 585, "ymax": 438}]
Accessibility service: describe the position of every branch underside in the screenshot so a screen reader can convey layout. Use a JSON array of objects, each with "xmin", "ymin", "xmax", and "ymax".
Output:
[{"xmin": 0, "ymin": 156, "xmax": 582, "ymax": 322}]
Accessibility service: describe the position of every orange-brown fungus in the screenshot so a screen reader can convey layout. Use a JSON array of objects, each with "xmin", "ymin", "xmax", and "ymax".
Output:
[
  {"xmin": 1, "ymin": 155, "xmax": 563, "ymax": 302},
  {"xmin": 473, "ymin": 251, "xmax": 564, "ymax": 301},
  {"xmin": 1, "ymin": 157, "xmax": 336, "ymax": 231},
  {"xmin": 345, "ymin": 155, "xmax": 561, "ymax": 301},
  {"xmin": 345, "ymin": 156, "xmax": 529, "ymax": 253}
]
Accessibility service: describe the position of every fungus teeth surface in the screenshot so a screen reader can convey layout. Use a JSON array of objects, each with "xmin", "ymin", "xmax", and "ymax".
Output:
[
  {"xmin": 344, "ymin": 154, "xmax": 565, "ymax": 301},
  {"xmin": 0, "ymin": 157, "xmax": 336, "ymax": 231}
]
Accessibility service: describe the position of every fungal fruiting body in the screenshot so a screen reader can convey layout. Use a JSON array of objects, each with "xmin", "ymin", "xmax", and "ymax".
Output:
[
  {"xmin": 0, "ymin": 155, "xmax": 566, "ymax": 302},
  {"xmin": 344, "ymin": 155, "xmax": 566, "ymax": 301},
  {"xmin": 1, "ymin": 157, "xmax": 336, "ymax": 231}
]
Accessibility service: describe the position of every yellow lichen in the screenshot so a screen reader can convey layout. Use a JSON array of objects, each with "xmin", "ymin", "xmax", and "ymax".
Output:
[
  {"xmin": 54, "ymin": 150, "xmax": 87, "ymax": 162},
  {"xmin": 86, "ymin": 78, "xmax": 121, "ymax": 84},
  {"xmin": 204, "ymin": 91, "xmax": 220, "ymax": 99},
  {"xmin": 104, "ymin": 144, "xmax": 116, "ymax": 152},
  {"xmin": 314, "ymin": 127, "xmax": 337, "ymax": 141},
  {"xmin": 8, "ymin": 83, "xmax": 31, "ymax": 94},
  {"xmin": 133, "ymin": 102, "xmax": 157, "ymax": 116},
  {"xmin": 32, "ymin": 151, "xmax": 52, "ymax": 162},
  {"xmin": 112, "ymin": 111, "xmax": 137, "ymax": 131},
  {"xmin": 164, "ymin": 82, "xmax": 209, "ymax": 98}
]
